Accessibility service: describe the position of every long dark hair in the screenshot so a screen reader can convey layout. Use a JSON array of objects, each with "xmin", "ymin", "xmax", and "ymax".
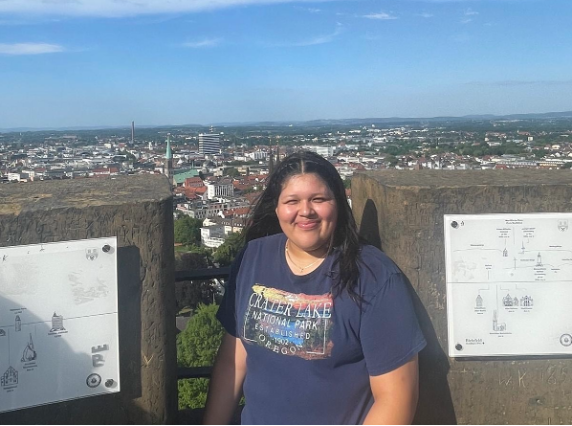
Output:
[{"xmin": 245, "ymin": 151, "xmax": 362, "ymax": 301}]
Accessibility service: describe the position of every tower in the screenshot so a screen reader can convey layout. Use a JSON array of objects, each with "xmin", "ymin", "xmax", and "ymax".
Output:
[
  {"xmin": 268, "ymin": 153, "xmax": 274, "ymax": 175},
  {"xmin": 165, "ymin": 135, "xmax": 174, "ymax": 188},
  {"xmin": 199, "ymin": 133, "xmax": 221, "ymax": 155},
  {"xmin": 130, "ymin": 121, "xmax": 135, "ymax": 147},
  {"xmin": 268, "ymin": 138, "xmax": 275, "ymax": 175}
]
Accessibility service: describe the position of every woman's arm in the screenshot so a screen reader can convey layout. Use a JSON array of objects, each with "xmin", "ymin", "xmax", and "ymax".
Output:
[
  {"xmin": 363, "ymin": 355, "xmax": 420, "ymax": 425},
  {"xmin": 203, "ymin": 332, "xmax": 248, "ymax": 425}
]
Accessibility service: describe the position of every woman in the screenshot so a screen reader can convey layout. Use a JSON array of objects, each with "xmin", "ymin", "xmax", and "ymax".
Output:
[{"xmin": 204, "ymin": 151, "xmax": 426, "ymax": 425}]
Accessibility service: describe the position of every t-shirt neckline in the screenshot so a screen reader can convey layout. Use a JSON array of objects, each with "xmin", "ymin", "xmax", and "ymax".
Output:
[{"xmin": 278, "ymin": 233, "xmax": 335, "ymax": 285}]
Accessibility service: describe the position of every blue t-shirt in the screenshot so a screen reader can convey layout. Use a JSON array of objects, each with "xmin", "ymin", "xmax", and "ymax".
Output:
[{"xmin": 217, "ymin": 233, "xmax": 426, "ymax": 425}]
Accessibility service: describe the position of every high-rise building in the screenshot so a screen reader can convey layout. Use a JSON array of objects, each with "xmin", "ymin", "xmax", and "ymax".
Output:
[
  {"xmin": 306, "ymin": 145, "xmax": 334, "ymax": 157},
  {"xmin": 165, "ymin": 136, "xmax": 174, "ymax": 188},
  {"xmin": 199, "ymin": 133, "xmax": 221, "ymax": 155}
]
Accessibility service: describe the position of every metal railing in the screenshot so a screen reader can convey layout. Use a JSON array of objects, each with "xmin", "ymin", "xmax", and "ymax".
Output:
[
  {"xmin": 175, "ymin": 267, "xmax": 230, "ymax": 282},
  {"xmin": 175, "ymin": 266, "xmax": 230, "ymax": 380}
]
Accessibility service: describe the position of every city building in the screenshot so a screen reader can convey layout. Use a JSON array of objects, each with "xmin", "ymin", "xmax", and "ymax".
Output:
[
  {"xmin": 203, "ymin": 216, "xmax": 247, "ymax": 235},
  {"xmin": 200, "ymin": 224, "xmax": 226, "ymax": 248},
  {"xmin": 305, "ymin": 145, "xmax": 335, "ymax": 157},
  {"xmin": 177, "ymin": 200, "xmax": 231, "ymax": 220},
  {"xmin": 247, "ymin": 150, "xmax": 268, "ymax": 161},
  {"xmin": 199, "ymin": 133, "xmax": 221, "ymax": 155},
  {"xmin": 205, "ymin": 178, "xmax": 234, "ymax": 200}
]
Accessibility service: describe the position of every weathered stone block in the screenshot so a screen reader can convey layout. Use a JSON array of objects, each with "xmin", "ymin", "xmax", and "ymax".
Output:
[
  {"xmin": 352, "ymin": 170, "xmax": 572, "ymax": 425},
  {"xmin": 0, "ymin": 175, "xmax": 176, "ymax": 424}
]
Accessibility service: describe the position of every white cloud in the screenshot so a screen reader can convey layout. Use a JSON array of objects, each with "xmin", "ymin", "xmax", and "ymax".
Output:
[
  {"xmin": 0, "ymin": 0, "xmax": 337, "ymax": 18},
  {"xmin": 465, "ymin": 8, "xmax": 479, "ymax": 16},
  {"xmin": 270, "ymin": 23, "xmax": 343, "ymax": 47},
  {"xmin": 419, "ymin": 13, "xmax": 434, "ymax": 18},
  {"xmin": 460, "ymin": 18, "xmax": 472, "ymax": 24},
  {"xmin": 182, "ymin": 38, "xmax": 222, "ymax": 48},
  {"xmin": 0, "ymin": 18, "xmax": 62, "ymax": 26},
  {"xmin": 362, "ymin": 12, "xmax": 397, "ymax": 20},
  {"xmin": 0, "ymin": 42, "xmax": 64, "ymax": 55}
]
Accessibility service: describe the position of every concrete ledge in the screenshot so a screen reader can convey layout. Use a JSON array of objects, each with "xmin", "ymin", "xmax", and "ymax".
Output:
[
  {"xmin": 352, "ymin": 170, "xmax": 572, "ymax": 425},
  {"xmin": 0, "ymin": 175, "xmax": 176, "ymax": 424}
]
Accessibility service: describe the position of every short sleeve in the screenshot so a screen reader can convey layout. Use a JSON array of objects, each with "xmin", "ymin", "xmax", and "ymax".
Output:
[
  {"xmin": 359, "ymin": 272, "xmax": 426, "ymax": 376},
  {"xmin": 216, "ymin": 246, "xmax": 247, "ymax": 337}
]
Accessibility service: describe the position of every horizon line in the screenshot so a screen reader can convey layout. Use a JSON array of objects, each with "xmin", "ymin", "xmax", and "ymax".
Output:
[{"xmin": 2, "ymin": 110, "xmax": 572, "ymax": 134}]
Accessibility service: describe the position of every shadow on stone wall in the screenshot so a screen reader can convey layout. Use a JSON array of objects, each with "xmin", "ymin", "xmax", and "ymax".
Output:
[
  {"xmin": 358, "ymin": 199, "xmax": 457, "ymax": 425},
  {"xmin": 357, "ymin": 199, "xmax": 383, "ymax": 250},
  {"xmin": 116, "ymin": 245, "xmax": 142, "ymax": 402},
  {"xmin": 405, "ymin": 276, "xmax": 457, "ymax": 425},
  {"xmin": 0, "ymin": 246, "xmax": 146, "ymax": 424}
]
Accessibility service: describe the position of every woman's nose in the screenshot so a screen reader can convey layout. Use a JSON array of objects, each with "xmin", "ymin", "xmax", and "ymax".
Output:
[{"xmin": 299, "ymin": 200, "xmax": 314, "ymax": 216}]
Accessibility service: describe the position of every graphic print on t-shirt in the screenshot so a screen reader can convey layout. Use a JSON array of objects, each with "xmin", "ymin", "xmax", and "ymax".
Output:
[{"xmin": 242, "ymin": 284, "xmax": 334, "ymax": 360}]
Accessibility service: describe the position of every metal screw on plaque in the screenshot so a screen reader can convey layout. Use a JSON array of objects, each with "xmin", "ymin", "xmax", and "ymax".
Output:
[
  {"xmin": 105, "ymin": 379, "xmax": 114, "ymax": 388},
  {"xmin": 455, "ymin": 344, "xmax": 463, "ymax": 351},
  {"xmin": 451, "ymin": 221, "xmax": 459, "ymax": 229},
  {"xmin": 102, "ymin": 245, "xmax": 111, "ymax": 253}
]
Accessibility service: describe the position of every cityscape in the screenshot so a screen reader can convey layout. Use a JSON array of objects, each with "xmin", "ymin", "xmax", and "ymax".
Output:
[{"xmin": 3, "ymin": 114, "xmax": 572, "ymax": 250}]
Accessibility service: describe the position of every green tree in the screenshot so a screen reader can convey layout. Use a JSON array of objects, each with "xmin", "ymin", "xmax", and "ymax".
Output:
[
  {"xmin": 119, "ymin": 149, "xmax": 137, "ymax": 162},
  {"xmin": 213, "ymin": 231, "xmax": 245, "ymax": 266},
  {"xmin": 224, "ymin": 167, "xmax": 241, "ymax": 178},
  {"xmin": 533, "ymin": 148, "xmax": 548, "ymax": 159},
  {"xmin": 177, "ymin": 304, "xmax": 224, "ymax": 409},
  {"xmin": 384, "ymin": 154, "xmax": 398, "ymax": 167},
  {"xmin": 174, "ymin": 216, "xmax": 203, "ymax": 246}
]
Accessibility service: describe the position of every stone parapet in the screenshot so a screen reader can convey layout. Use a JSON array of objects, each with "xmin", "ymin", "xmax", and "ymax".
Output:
[
  {"xmin": 352, "ymin": 170, "xmax": 572, "ymax": 425},
  {"xmin": 0, "ymin": 175, "xmax": 176, "ymax": 424}
]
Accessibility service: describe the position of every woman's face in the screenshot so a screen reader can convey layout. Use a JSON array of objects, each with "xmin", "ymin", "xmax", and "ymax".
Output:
[{"xmin": 275, "ymin": 173, "xmax": 338, "ymax": 254}]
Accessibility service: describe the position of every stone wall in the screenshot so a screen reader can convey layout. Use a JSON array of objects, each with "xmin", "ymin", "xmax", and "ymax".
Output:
[
  {"xmin": 352, "ymin": 170, "xmax": 572, "ymax": 425},
  {"xmin": 0, "ymin": 175, "xmax": 176, "ymax": 424}
]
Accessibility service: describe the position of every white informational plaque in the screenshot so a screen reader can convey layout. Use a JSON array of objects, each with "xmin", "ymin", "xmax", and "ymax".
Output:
[
  {"xmin": 445, "ymin": 213, "xmax": 572, "ymax": 357},
  {"xmin": 0, "ymin": 237, "xmax": 120, "ymax": 413}
]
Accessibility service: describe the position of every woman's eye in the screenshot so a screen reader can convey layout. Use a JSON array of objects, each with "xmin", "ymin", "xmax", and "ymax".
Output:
[{"xmin": 285, "ymin": 199, "xmax": 298, "ymax": 204}]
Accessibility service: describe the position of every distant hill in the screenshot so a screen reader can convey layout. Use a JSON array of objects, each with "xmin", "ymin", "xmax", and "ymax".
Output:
[
  {"xmin": 0, "ymin": 124, "xmax": 204, "ymax": 133},
  {"xmin": 2, "ymin": 111, "xmax": 572, "ymax": 133},
  {"xmin": 213, "ymin": 111, "xmax": 572, "ymax": 127}
]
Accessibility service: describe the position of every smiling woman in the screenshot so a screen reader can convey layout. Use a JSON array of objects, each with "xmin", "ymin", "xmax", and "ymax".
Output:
[
  {"xmin": 203, "ymin": 151, "xmax": 427, "ymax": 425},
  {"xmin": 244, "ymin": 151, "xmax": 360, "ymax": 299},
  {"xmin": 276, "ymin": 172, "xmax": 338, "ymax": 270}
]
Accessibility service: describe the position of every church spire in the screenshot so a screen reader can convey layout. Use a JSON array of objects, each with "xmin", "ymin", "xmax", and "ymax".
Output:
[
  {"xmin": 165, "ymin": 134, "xmax": 174, "ymax": 188},
  {"xmin": 166, "ymin": 135, "xmax": 173, "ymax": 160},
  {"xmin": 268, "ymin": 138, "xmax": 275, "ymax": 175}
]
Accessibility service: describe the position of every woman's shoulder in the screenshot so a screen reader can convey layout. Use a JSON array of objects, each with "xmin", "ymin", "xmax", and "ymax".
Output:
[
  {"xmin": 358, "ymin": 244, "xmax": 401, "ymax": 275},
  {"xmin": 245, "ymin": 233, "xmax": 285, "ymax": 251}
]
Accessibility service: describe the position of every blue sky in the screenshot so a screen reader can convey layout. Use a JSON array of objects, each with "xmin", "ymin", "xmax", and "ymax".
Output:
[{"xmin": 1, "ymin": 0, "xmax": 571, "ymax": 129}]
